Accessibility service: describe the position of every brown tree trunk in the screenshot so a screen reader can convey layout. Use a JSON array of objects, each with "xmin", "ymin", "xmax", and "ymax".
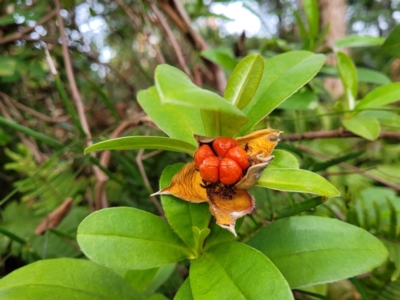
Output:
[{"xmin": 319, "ymin": 0, "xmax": 348, "ymax": 99}]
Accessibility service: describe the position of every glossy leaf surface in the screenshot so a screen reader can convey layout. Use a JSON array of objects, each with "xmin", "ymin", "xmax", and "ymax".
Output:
[
  {"xmin": 269, "ymin": 149, "xmax": 300, "ymax": 169},
  {"xmin": 159, "ymin": 164, "xmax": 211, "ymax": 251},
  {"xmin": 357, "ymin": 67, "xmax": 391, "ymax": 85},
  {"xmin": 224, "ymin": 54, "xmax": 264, "ymax": 110},
  {"xmin": 190, "ymin": 242, "xmax": 293, "ymax": 300},
  {"xmin": 302, "ymin": 0, "xmax": 319, "ymax": 41},
  {"xmin": 337, "ymin": 52, "xmax": 357, "ymax": 110},
  {"xmin": 201, "ymin": 48, "xmax": 238, "ymax": 71},
  {"xmin": 356, "ymin": 83, "xmax": 400, "ymax": 109},
  {"xmin": 342, "ymin": 116, "xmax": 380, "ymax": 141},
  {"xmin": 0, "ymin": 258, "xmax": 143, "ymax": 299},
  {"xmin": 382, "ymin": 24, "xmax": 400, "ymax": 58},
  {"xmin": 84, "ymin": 136, "xmax": 197, "ymax": 155},
  {"xmin": 360, "ymin": 110, "xmax": 400, "ymax": 128},
  {"xmin": 174, "ymin": 278, "xmax": 194, "ymax": 300},
  {"xmin": 335, "ymin": 36, "xmax": 385, "ymax": 49},
  {"xmin": 238, "ymin": 51, "xmax": 325, "ymax": 135},
  {"xmin": 277, "ymin": 88, "xmax": 318, "ymax": 110},
  {"xmin": 256, "ymin": 168, "xmax": 340, "ymax": 197},
  {"xmin": 247, "ymin": 216, "xmax": 388, "ymax": 288},
  {"xmin": 77, "ymin": 207, "xmax": 191, "ymax": 269},
  {"xmin": 155, "ymin": 64, "xmax": 247, "ymax": 137},
  {"xmin": 137, "ymin": 87, "xmax": 200, "ymax": 146}
]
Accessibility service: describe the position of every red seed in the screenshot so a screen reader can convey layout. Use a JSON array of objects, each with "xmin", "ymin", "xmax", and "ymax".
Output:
[
  {"xmin": 219, "ymin": 158, "xmax": 242, "ymax": 185},
  {"xmin": 226, "ymin": 146, "xmax": 249, "ymax": 170},
  {"xmin": 212, "ymin": 137, "xmax": 237, "ymax": 158},
  {"xmin": 194, "ymin": 144, "xmax": 215, "ymax": 168},
  {"xmin": 199, "ymin": 156, "xmax": 220, "ymax": 183}
]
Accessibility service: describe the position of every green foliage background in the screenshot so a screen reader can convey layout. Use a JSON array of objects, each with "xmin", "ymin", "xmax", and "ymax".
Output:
[{"xmin": 1, "ymin": 0, "xmax": 400, "ymax": 299}]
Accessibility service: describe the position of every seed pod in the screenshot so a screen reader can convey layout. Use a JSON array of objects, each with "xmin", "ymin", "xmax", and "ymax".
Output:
[
  {"xmin": 194, "ymin": 144, "xmax": 215, "ymax": 168},
  {"xmin": 199, "ymin": 156, "xmax": 220, "ymax": 183},
  {"xmin": 219, "ymin": 158, "xmax": 242, "ymax": 185},
  {"xmin": 225, "ymin": 146, "xmax": 249, "ymax": 170},
  {"xmin": 212, "ymin": 137, "xmax": 237, "ymax": 158}
]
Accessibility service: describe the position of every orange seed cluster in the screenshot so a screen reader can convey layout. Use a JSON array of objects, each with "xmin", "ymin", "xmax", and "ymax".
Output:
[{"xmin": 194, "ymin": 137, "xmax": 249, "ymax": 185}]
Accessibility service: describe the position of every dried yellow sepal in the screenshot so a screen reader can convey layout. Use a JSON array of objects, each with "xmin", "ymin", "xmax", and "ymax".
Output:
[
  {"xmin": 152, "ymin": 162, "xmax": 208, "ymax": 203},
  {"xmin": 154, "ymin": 129, "xmax": 281, "ymax": 235},
  {"xmin": 209, "ymin": 189, "xmax": 254, "ymax": 236},
  {"xmin": 236, "ymin": 129, "xmax": 281, "ymax": 159}
]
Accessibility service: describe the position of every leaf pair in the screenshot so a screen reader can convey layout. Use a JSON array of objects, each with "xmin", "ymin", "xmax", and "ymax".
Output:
[{"xmin": 336, "ymin": 26, "xmax": 400, "ymax": 141}]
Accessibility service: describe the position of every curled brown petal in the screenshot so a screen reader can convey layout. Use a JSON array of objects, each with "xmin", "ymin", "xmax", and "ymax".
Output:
[
  {"xmin": 152, "ymin": 162, "xmax": 208, "ymax": 203},
  {"xmin": 208, "ymin": 189, "xmax": 254, "ymax": 236},
  {"xmin": 236, "ymin": 129, "xmax": 281, "ymax": 158},
  {"xmin": 235, "ymin": 155, "xmax": 275, "ymax": 189}
]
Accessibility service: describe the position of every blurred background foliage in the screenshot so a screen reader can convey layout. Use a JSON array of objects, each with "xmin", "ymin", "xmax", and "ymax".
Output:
[{"xmin": 0, "ymin": 0, "xmax": 400, "ymax": 299}]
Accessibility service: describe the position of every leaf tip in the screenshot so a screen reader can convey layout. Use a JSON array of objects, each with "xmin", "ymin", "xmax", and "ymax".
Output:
[{"xmin": 220, "ymin": 224, "xmax": 237, "ymax": 236}]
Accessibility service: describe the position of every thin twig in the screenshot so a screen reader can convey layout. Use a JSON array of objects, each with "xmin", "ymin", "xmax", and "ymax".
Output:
[
  {"xmin": 136, "ymin": 148, "xmax": 165, "ymax": 216},
  {"xmin": 297, "ymin": 145, "xmax": 400, "ymax": 192},
  {"xmin": 139, "ymin": 1, "xmax": 165, "ymax": 64},
  {"xmin": 141, "ymin": 149, "xmax": 163, "ymax": 160},
  {"xmin": 54, "ymin": 0, "xmax": 107, "ymax": 210},
  {"xmin": 114, "ymin": 0, "xmax": 141, "ymax": 27},
  {"xmin": 0, "ymin": 101, "xmax": 45, "ymax": 163},
  {"xmin": 283, "ymin": 129, "xmax": 400, "ymax": 141},
  {"xmin": 147, "ymin": 1, "xmax": 192, "ymax": 79},
  {"xmin": 35, "ymin": 197, "xmax": 73, "ymax": 235},
  {"xmin": 0, "ymin": 92, "xmax": 70, "ymax": 123},
  {"xmin": 98, "ymin": 115, "xmax": 155, "ymax": 170},
  {"xmin": 0, "ymin": 10, "xmax": 57, "ymax": 44},
  {"xmin": 158, "ymin": 0, "xmax": 226, "ymax": 93}
]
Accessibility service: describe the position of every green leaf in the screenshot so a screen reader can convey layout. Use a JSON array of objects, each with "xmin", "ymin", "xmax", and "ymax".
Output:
[
  {"xmin": 125, "ymin": 268, "xmax": 159, "ymax": 292},
  {"xmin": 342, "ymin": 116, "xmax": 380, "ymax": 141},
  {"xmin": 84, "ymin": 136, "xmax": 196, "ymax": 155},
  {"xmin": 0, "ymin": 258, "xmax": 144, "ymax": 299},
  {"xmin": 201, "ymin": 48, "xmax": 238, "ymax": 72},
  {"xmin": 309, "ymin": 150, "xmax": 364, "ymax": 172},
  {"xmin": 204, "ymin": 219, "xmax": 243, "ymax": 249},
  {"xmin": 356, "ymin": 83, "xmax": 400, "ymax": 110},
  {"xmin": 190, "ymin": 242, "xmax": 293, "ymax": 300},
  {"xmin": 382, "ymin": 24, "xmax": 400, "ymax": 58},
  {"xmin": 224, "ymin": 54, "xmax": 264, "ymax": 110},
  {"xmin": 0, "ymin": 116, "xmax": 63, "ymax": 149},
  {"xmin": 293, "ymin": 10, "xmax": 308, "ymax": 41},
  {"xmin": 147, "ymin": 294, "xmax": 169, "ymax": 300},
  {"xmin": 277, "ymin": 88, "xmax": 318, "ymax": 110},
  {"xmin": 155, "ymin": 64, "xmax": 248, "ymax": 137},
  {"xmin": 320, "ymin": 66, "xmax": 391, "ymax": 85},
  {"xmin": 0, "ymin": 15, "xmax": 16, "ymax": 26},
  {"xmin": 337, "ymin": 52, "xmax": 358, "ymax": 110},
  {"xmin": 256, "ymin": 168, "xmax": 340, "ymax": 197},
  {"xmin": 302, "ymin": 0, "xmax": 319, "ymax": 41},
  {"xmin": 275, "ymin": 196, "xmax": 326, "ymax": 219},
  {"xmin": 83, "ymin": 75, "xmax": 120, "ymax": 121},
  {"xmin": 138, "ymin": 87, "xmax": 200, "ymax": 146},
  {"xmin": 357, "ymin": 67, "xmax": 391, "ymax": 85},
  {"xmin": 247, "ymin": 216, "xmax": 388, "ymax": 288},
  {"xmin": 174, "ymin": 278, "xmax": 194, "ymax": 300},
  {"xmin": 0, "ymin": 57, "xmax": 17, "ymax": 76},
  {"xmin": 54, "ymin": 75, "xmax": 85, "ymax": 135},
  {"xmin": 238, "ymin": 51, "xmax": 326, "ymax": 135},
  {"xmin": 269, "ymin": 150, "xmax": 300, "ymax": 169},
  {"xmin": 0, "ymin": 226, "xmax": 27, "ymax": 245},
  {"xmin": 380, "ymin": 239, "xmax": 400, "ymax": 281},
  {"xmin": 335, "ymin": 36, "xmax": 385, "ymax": 49},
  {"xmin": 159, "ymin": 164, "xmax": 211, "ymax": 252},
  {"xmin": 142, "ymin": 264, "xmax": 176, "ymax": 294},
  {"xmin": 360, "ymin": 110, "xmax": 400, "ymax": 128},
  {"xmin": 77, "ymin": 207, "xmax": 192, "ymax": 269}
]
